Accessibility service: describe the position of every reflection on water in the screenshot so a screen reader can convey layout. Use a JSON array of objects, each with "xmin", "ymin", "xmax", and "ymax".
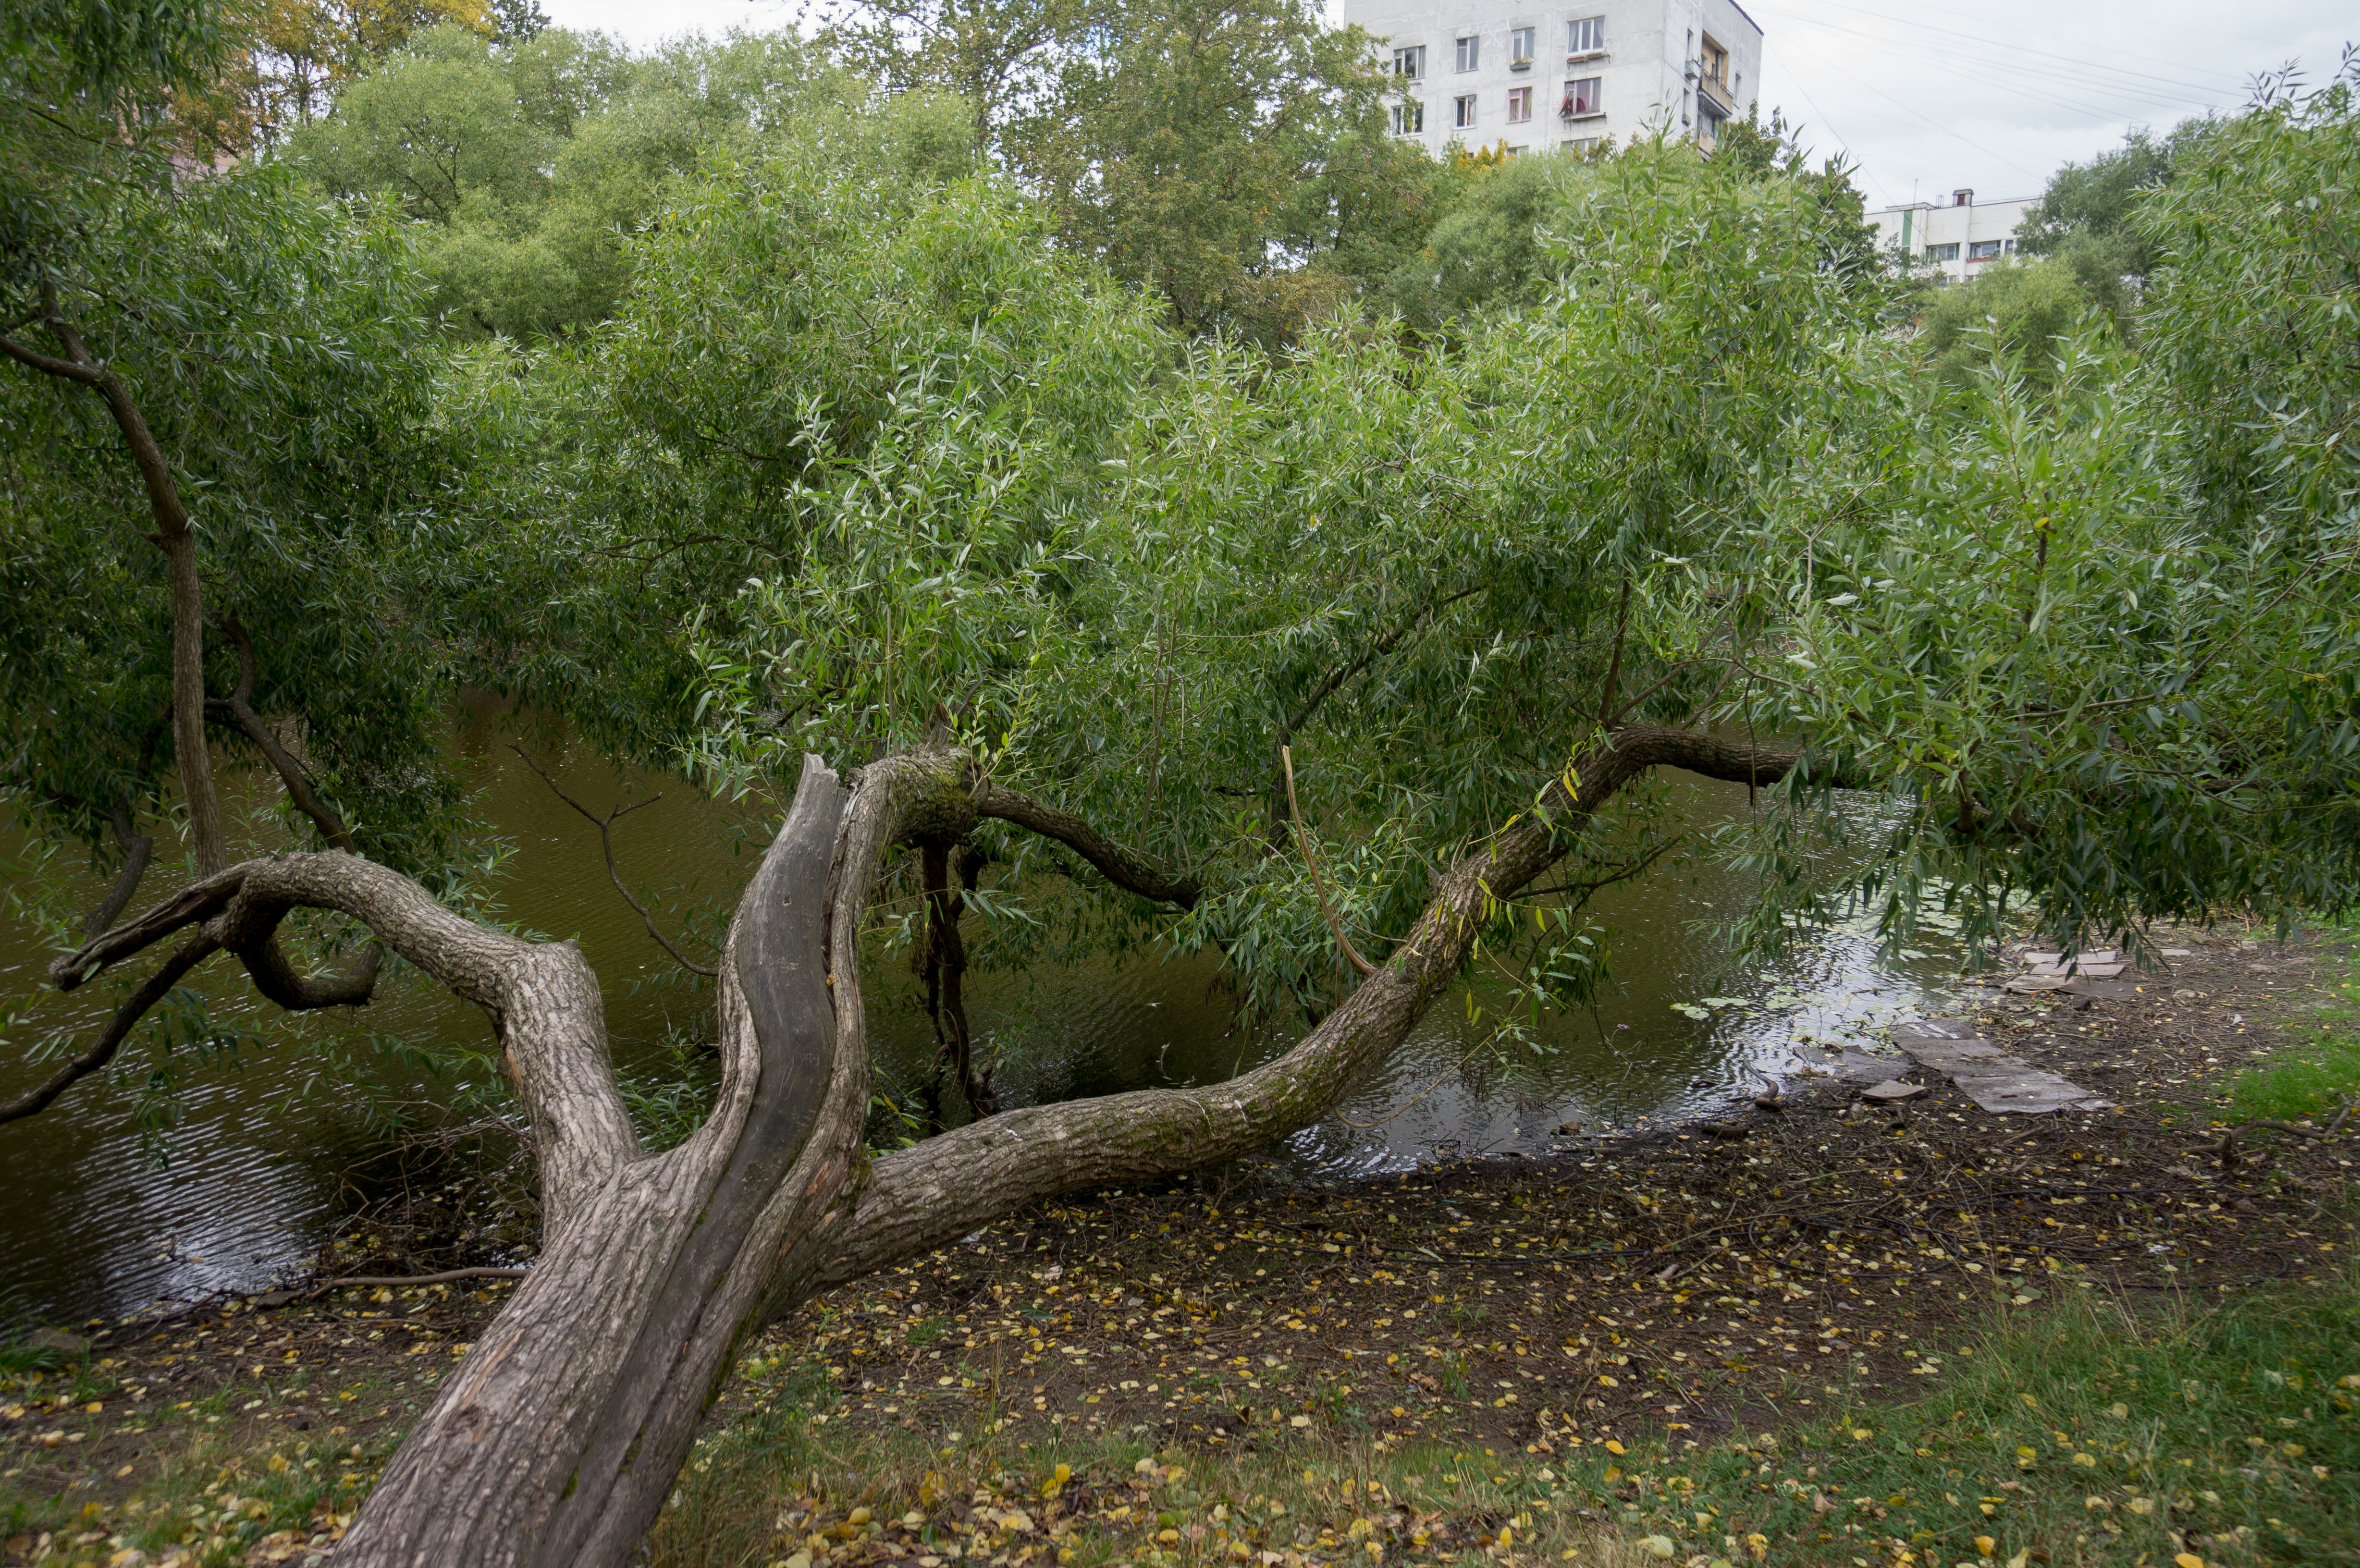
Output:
[
  {"xmin": 865, "ymin": 774, "xmax": 1960, "ymax": 1179},
  {"xmin": 3, "ymin": 748, "xmax": 1958, "ymax": 1321},
  {"xmin": 0, "ymin": 718, "xmax": 757, "ymax": 1323}
]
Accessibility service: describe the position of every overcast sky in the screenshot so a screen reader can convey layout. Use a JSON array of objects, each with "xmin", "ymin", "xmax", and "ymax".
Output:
[{"xmin": 542, "ymin": 0, "xmax": 2353, "ymax": 208}]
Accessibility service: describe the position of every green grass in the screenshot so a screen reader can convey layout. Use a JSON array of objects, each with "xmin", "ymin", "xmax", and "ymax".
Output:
[
  {"xmin": 2228, "ymin": 920, "xmax": 2360, "ymax": 1122},
  {"xmin": 1700, "ymin": 1261, "xmax": 2360, "ymax": 1566}
]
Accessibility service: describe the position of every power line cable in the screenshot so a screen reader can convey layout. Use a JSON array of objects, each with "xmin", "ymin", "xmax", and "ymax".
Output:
[
  {"xmin": 1773, "ymin": 29, "xmax": 2052, "ymax": 187},
  {"xmin": 1752, "ymin": 4, "xmax": 2238, "ymax": 122},
  {"xmin": 1777, "ymin": 0, "xmax": 2248, "ymax": 94},
  {"xmin": 1758, "ymin": 37, "xmax": 1893, "ymax": 207}
]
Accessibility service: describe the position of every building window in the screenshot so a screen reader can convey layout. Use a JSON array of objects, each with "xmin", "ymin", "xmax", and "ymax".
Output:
[
  {"xmin": 1393, "ymin": 45, "xmax": 1424, "ymax": 79},
  {"xmin": 1455, "ymin": 35, "xmax": 1480, "ymax": 72},
  {"xmin": 1453, "ymin": 94, "xmax": 1478, "ymax": 128},
  {"xmin": 1700, "ymin": 34, "xmax": 1728, "ymax": 86},
  {"xmin": 1569, "ymin": 16, "xmax": 1605, "ymax": 54},
  {"xmin": 1561, "ymin": 76, "xmax": 1602, "ymax": 118},
  {"xmin": 1697, "ymin": 99, "xmax": 1725, "ymax": 143},
  {"xmin": 1564, "ymin": 135, "xmax": 1601, "ymax": 153},
  {"xmin": 1967, "ymin": 239, "xmax": 2003, "ymax": 261},
  {"xmin": 1925, "ymin": 243, "xmax": 1961, "ymax": 262},
  {"xmin": 1509, "ymin": 26, "xmax": 1535, "ymax": 65},
  {"xmin": 1506, "ymin": 85, "xmax": 1533, "ymax": 123},
  {"xmin": 1392, "ymin": 100, "xmax": 1425, "ymax": 135}
]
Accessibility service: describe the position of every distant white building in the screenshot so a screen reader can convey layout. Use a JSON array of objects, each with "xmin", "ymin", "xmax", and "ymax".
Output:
[
  {"xmin": 1343, "ymin": 0, "xmax": 1764, "ymax": 159},
  {"xmin": 1867, "ymin": 189, "xmax": 2039, "ymax": 284}
]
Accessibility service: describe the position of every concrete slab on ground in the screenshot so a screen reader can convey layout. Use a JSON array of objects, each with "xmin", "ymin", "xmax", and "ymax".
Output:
[{"xmin": 1892, "ymin": 1018, "xmax": 2114, "ymax": 1115}]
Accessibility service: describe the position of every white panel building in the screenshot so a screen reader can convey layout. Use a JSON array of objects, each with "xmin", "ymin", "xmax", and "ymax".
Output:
[
  {"xmin": 1866, "ymin": 189, "xmax": 2039, "ymax": 284},
  {"xmin": 1342, "ymin": 0, "xmax": 1764, "ymax": 159}
]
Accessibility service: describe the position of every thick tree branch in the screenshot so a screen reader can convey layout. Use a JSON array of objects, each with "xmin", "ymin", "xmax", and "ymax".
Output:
[
  {"xmin": 0, "ymin": 932, "xmax": 221, "ymax": 1124},
  {"xmin": 83, "ymin": 800, "xmax": 155, "ymax": 939},
  {"xmin": 973, "ymin": 779, "xmax": 1200, "ymax": 906},
  {"xmin": 48, "ymin": 852, "xmax": 634, "ymax": 1220},
  {"xmin": 1, "ymin": 282, "xmax": 227, "ymax": 871},
  {"xmin": 0, "ymin": 331, "xmax": 104, "ymax": 383},
  {"xmin": 49, "ymin": 861, "xmax": 254, "ymax": 987},
  {"xmin": 210, "ymin": 616, "xmax": 357, "ymax": 852},
  {"xmin": 508, "ymin": 745, "xmax": 719, "ymax": 978},
  {"xmin": 785, "ymin": 725, "xmax": 1874, "ymax": 1294}
]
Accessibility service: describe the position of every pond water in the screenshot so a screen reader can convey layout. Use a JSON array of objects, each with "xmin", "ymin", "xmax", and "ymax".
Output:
[{"xmin": 0, "ymin": 728, "xmax": 1965, "ymax": 1323}]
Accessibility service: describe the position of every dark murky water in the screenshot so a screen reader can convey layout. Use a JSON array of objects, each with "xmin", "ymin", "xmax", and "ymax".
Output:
[{"xmin": 0, "ymin": 731, "xmax": 1963, "ymax": 1322}]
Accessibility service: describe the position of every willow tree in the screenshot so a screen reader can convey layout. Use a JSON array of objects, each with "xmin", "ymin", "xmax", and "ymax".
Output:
[{"xmin": 11, "ymin": 55, "xmax": 2360, "ymax": 1568}]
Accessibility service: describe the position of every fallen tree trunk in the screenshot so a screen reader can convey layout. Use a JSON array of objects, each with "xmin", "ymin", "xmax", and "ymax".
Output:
[{"xmin": 37, "ymin": 726, "xmax": 1855, "ymax": 1566}]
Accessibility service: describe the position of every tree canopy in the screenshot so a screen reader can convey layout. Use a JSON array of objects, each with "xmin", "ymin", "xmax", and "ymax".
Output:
[{"xmin": 2, "ymin": 6, "xmax": 2358, "ymax": 1560}]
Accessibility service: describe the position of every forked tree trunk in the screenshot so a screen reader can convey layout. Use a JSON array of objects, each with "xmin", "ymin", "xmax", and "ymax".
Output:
[
  {"xmin": 41, "ymin": 728, "xmax": 1854, "ymax": 1566},
  {"xmin": 333, "ymin": 761, "xmax": 861, "ymax": 1565}
]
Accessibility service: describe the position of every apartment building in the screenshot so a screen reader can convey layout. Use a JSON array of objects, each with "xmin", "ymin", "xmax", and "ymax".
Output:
[
  {"xmin": 1867, "ymin": 188, "xmax": 2039, "ymax": 284},
  {"xmin": 1343, "ymin": 0, "xmax": 1763, "ymax": 159}
]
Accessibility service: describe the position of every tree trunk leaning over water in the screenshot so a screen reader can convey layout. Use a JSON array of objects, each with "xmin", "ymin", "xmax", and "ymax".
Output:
[
  {"xmin": 780, "ymin": 724, "xmax": 1854, "ymax": 1300},
  {"xmin": 39, "ymin": 726, "xmax": 1856, "ymax": 1566}
]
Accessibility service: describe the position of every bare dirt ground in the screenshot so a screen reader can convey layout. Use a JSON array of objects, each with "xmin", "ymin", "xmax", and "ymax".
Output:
[{"xmin": 4, "ymin": 923, "xmax": 2353, "ymax": 1566}]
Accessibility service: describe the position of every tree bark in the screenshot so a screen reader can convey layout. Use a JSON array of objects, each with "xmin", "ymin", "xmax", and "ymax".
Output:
[
  {"xmin": 920, "ymin": 839, "xmax": 993, "ymax": 1119},
  {"xmin": 32, "ymin": 725, "xmax": 1862, "ymax": 1566},
  {"xmin": 780, "ymin": 725, "xmax": 1862, "ymax": 1298},
  {"xmin": 84, "ymin": 801, "xmax": 155, "ymax": 938},
  {"xmin": 1, "ymin": 294, "xmax": 227, "ymax": 872}
]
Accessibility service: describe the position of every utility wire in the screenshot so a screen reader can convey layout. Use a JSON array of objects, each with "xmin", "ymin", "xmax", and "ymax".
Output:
[
  {"xmin": 1758, "ymin": 7, "xmax": 2239, "ymax": 123},
  {"xmin": 1763, "ymin": 21, "xmax": 2052, "ymax": 187},
  {"xmin": 1758, "ymin": 37, "xmax": 1893, "ymax": 208},
  {"xmin": 1782, "ymin": 0, "xmax": 2249, "ymax": 94}
]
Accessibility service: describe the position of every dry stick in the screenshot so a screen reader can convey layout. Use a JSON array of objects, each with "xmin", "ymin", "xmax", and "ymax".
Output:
[
  {"xmin": 508, "ymin": 744, "xmax": 717, "ymax": 978},
  {"xmin": 304, "ymin": 1267, "xmax": 530, "ymax": 1297},
  {"xmin": 84, "ymin": 800, "xmax": 155, "ymax": 939},
  {"xmin": 1279, "ymin": 745, "xmax": 1377, "ymax": 979},
  {"xmin": 212, "ymin": 616, "xmax": 357, "ymax": 851}
]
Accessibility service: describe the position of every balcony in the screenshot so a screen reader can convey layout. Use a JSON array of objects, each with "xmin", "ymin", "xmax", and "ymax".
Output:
[{"xmin": 1697, "ymin": 74, "xmax": 1734, "ymax": 115}]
